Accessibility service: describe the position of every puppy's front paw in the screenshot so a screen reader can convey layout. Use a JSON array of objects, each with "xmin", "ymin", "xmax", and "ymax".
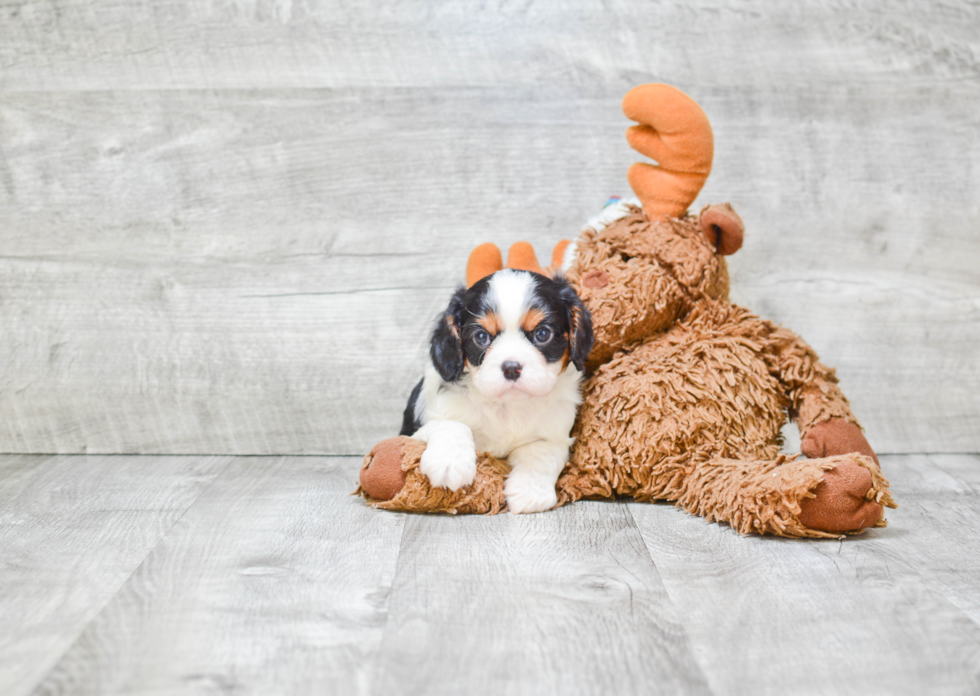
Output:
[
  {"xmin": 419, "ymin": 438, "xmax": 477, "ymax": 492},
  {"xmin": 505, "ymin": 469, "xmax": 558, "ymax": 514}
]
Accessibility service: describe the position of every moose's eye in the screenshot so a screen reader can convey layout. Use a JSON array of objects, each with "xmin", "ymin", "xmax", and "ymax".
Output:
[
  {"xmin": 532, "ymin": 326, "xmax": 553, "ymax": 345},
  {"xmin": 473, "ymin": 329, "xmax": 491, "ymax": 347}
]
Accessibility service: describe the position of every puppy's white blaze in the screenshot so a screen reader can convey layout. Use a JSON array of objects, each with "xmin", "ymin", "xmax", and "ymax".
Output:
[
  {"xmin": 487, "ymin": 269, "xmax": 535, "ymax": 329},
  {"xmin": 475, "ymin": 269, "xmax": 558, "ymax": 401}
]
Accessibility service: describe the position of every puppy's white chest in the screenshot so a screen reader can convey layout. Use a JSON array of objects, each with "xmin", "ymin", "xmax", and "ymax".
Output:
[{"xmin": 470, "ymin": 402, "xmax": 549, "ymax": 458}]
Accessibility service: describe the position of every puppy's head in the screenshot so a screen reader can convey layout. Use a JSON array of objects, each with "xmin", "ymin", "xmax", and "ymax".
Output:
[{"xmin": 430, "ymin": 269, "xmax": 593, "ymax": 400}]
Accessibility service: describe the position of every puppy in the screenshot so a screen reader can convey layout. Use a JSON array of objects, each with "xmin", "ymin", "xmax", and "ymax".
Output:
[{"xmin": 400, "ymin": 269, "xmax": 594, "ymax": 514}]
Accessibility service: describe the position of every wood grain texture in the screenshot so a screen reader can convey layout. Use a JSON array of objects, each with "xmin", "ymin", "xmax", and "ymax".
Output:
[
  {"xmin": 1, "ymin": 1, "xmax": 978, "ymax": 92},
  {"xmin": 627, "ymin": 453, "xmax": 980, "ymax": 696},
  {"xmin": 878, "ymin": 454, "xmax": 980, "ymax": 625},
  {"xmin": 29, "ymin": 456, "xmax": 406, "ymax": 696},
  {"xmin": 4, "ymin": 453, "xmax": 979, "ymax": 695},
  {"xmin": 1, "ymin": 2, "xmax": 978, "ymax": 454},
  {"xmin": 371, "ymin": 501, "xmax": 711, "ymax": 696},
  {"xmin": 0, "ymin": 454, "xmax": 229, "ymax": 696}
]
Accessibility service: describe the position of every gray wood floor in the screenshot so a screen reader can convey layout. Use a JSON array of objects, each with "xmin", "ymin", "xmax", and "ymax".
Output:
[{"xmin": 2, "ymin": 452, "xmax": 978, "ymax": 696}]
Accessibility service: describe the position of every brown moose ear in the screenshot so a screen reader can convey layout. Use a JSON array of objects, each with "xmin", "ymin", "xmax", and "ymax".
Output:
[{"xmin": 699, "ymin": 203, "xmax": 744, "ymax": 255}]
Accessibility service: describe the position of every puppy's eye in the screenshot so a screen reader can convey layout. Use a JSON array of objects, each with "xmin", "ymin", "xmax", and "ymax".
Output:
[
  {"xmin": 532, "ymin": 326, "xmax": 553, "ymax": 345},
  {"xmin": 473, "ymin": 329, "xmax": 491, "ymax": 347}
]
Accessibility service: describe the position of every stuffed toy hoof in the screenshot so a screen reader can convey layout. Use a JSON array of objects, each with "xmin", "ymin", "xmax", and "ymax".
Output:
[
  {"xmin": 801, "ymin": 418, "xmax": 880, "ymax": 466},
  {"xmin": 798, "ymin": 457, "xmax": 891, "ymax": 534},
  {"xmin": 357, "ymin": 436, "xmax": 510, "ymax": 515},
  {"xmin": 359, "ymin": 438, "xmax": 408, "ymax": 501}
]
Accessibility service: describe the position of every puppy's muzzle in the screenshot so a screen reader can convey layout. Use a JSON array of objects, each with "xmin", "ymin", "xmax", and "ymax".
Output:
[{"xmin": 501, "ymin": 361, "xmax": 523, "ymax": 381}]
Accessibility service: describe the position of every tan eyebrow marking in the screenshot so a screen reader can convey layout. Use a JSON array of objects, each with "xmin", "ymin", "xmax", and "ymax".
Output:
[
  {"xmin": 522, "ymin": 308, "xmax": 547, "ymax": 332},
  {"xmin": 446, "ymin": 314, "xmax": 460, "ymax": 340},
  {"xmin": 477, "ymin": 311, "xmax": 502, "ymax": 334}
]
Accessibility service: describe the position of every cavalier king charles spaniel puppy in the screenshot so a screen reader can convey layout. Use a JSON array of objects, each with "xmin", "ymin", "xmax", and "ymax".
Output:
[{"xmin": 399, "ymin": 269, "xmax": 594, "ymax": 514}]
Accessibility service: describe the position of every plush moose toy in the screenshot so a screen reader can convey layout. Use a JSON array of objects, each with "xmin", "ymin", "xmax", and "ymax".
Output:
[{"xmin": 358, "ymin": 84, "xmax": 896, "ymax": 538}]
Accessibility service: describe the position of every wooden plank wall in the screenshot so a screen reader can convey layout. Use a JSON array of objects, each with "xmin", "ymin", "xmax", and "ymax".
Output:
[{"xmin": 1, "ymin": 1, "xmax": 978, "ymax": 455}]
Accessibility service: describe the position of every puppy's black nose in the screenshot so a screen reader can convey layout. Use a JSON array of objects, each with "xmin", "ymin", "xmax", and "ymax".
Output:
[{"xmin": 501, "ymin": 361, "xmax": 522, "ymax": 381}]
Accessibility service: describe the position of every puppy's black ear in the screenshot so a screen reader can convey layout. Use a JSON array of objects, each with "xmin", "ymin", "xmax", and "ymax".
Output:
[
  {"xmin": 559, "ymin": 281, "xmax": 594, "ymax": 372},
  {"xmin": 430, "ymin": 287, "xmax": 467, "ymax": 382}
]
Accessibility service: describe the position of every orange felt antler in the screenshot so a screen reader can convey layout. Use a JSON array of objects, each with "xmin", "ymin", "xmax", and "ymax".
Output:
[
  {"xmin": 550, "ymin": 240, "xmax": 570, "ymax": 270},
  {"xmin": 466, "ymin": 242, "xmax": 550, "ymax": 287},
  {"xmin": 623, "ymin": 84, "xmax": 714, "ymax": 220},
  {"xmin": 466, "ymin": 243, "xmax": 504, "ymax": 287},
  {"xmin": 505, "ymin": 242, "xmax": 544, "ymax": 276}
]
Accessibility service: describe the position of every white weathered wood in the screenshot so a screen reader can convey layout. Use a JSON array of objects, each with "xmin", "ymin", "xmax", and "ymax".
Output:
[
  {"xmin": 29, "ymin": 456, "xmax": 405, "ymax": 696},
  {"xmin": 626, "ymin": 453, "xmax": 980, "ymax": 696},
  {"xmin": 371, "ymin": 502, "xmax": 711, "ymax": 696},
  {"xmin": 1, "ymin": 2, "xmax": 978, "ymax": 455},
  {"xmin": 0, "ymin": 85, "xmax": 977, "ymax": 454},
  {"xmin": 0, "ymin": 455, "xmax": 229, "ymax": 696},
  {"xmin": 1, "ymin": 1, "xmax": 978, "ymax": 92},
  {"xmin": 0, "ymin": 263, "xmax": 449, "ymax": 455}
]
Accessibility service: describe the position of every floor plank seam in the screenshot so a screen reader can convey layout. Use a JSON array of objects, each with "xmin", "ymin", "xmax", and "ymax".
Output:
[
  {"xmin": 902, "ymin": 455, "xmax": 980, "ymax": 637},
  {"xmin": 620, "ymin": 501, "xmax": 720, "ymax": 696},
  {"xmin": 365, "ymin": 511, "xmax": 411, "ymax": 695},
  {"xmin": 22, "ymin": 455, "xmax": 238, "ymax": 696}
]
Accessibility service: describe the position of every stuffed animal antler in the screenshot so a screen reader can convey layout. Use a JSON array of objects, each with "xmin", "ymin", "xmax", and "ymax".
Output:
[
  {"xmin": 623, "ymin": 83, "xmax": 714, "ymax": 220},
  {"xmin": 465, "ymin": 241, "xmax": 569, "ymax": 287}
]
